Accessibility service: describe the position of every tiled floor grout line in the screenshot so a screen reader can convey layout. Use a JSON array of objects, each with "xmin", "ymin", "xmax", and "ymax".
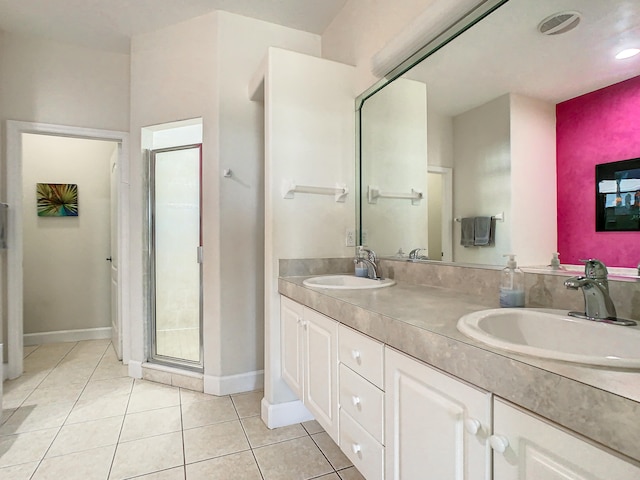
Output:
[
  {"xmin": 231, "ymin": 394, "xmax": 267, "ymax": 480},
  {"xmin": 106, "ymin": 379, "xmax": 135, "ymax": 480},
  {"xmin": 28, "ymin": 341, "xmax": 111, "ymax": 480},
  {"xmin": 308, "ymin": 433, "xmax": 334, "ymax": 476},
  {"xmin": 178, "ymin": 388, "xmax": 188, "ymax": 480}
]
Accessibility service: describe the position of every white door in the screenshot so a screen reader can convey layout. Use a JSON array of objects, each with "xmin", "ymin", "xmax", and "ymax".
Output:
[
  {"xmin": 304, "ymin": 308, "xmax": 339, "ymax": 442},
  {"xmin": 492, "ymin": 399, "xmax": 640, "ymax": 479},
  {"xmin": 110, "ymin": 158, "xmax": 121, "ymax": 359},
  {"xmin": 385, "ymin": 347, "xmax": 491, "ymax": 480}
]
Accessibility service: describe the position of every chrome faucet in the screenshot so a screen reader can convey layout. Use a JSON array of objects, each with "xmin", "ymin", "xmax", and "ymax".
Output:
[
  {"xmin": 408, "ymin": 248, "xmax": 428, "ymax": 261},
  {"xmin": 356, "ymin": 246, "xmax": 380, "ymax": 280},
  {"xmin": 358, "ymin": 257, "xmax": 380, "ymax": 280},
  {"xmin": 358, "ymin": 246, "xmax": 376, "ymax": 263},
  {"xmin": 564, "ymin": 259, "xmax": 636, "ymax": 326}
]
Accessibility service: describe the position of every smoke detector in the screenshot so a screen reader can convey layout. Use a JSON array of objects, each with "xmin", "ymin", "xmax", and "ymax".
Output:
[{"xmin": 538, "ymin": 11, "xmax": 582, "ymax": 36}]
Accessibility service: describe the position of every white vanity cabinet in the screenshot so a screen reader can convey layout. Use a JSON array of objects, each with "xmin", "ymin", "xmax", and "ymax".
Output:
[
  {"xmin": 385, "ymin": 347, "xmax": 492, "ymax": 480},
  {"xmin": 280, "ymin": 296, "xmax": 339, "ymax": 441},
  {"xmin": 492, "ymin": 399, "xmax": 640, "ymax": 480},
  {"xmin": 338, "ymin": 325, "xmax": 385, "ymax": 480}
]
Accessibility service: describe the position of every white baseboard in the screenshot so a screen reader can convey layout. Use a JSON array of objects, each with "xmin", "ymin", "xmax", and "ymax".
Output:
[
  {"xmin": 261, "ymin": 397, "xmax": 314, "ymax": 429},
  {"xmin": 204, "ymin": 369, "xmax": 264, "ymax": 396},
  {"xmin": 23, "ymin": 327, "xmax": 112, "ymax": 346},
  {"xmin": 128, "ymin": 360, "xmax": 143, "ymax": 379}
]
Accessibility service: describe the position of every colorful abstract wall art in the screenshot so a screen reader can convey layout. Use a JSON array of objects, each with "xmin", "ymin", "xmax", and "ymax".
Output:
[{"xmin": 37, "ymin": 183, "xmax": 78, "ymax": 217}]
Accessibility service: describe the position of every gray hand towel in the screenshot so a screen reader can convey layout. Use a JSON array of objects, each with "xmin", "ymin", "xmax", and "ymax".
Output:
[
  {"xmin": 474, "ymin": 216, "xmax": 492, "ymax": 246},
  {"xmin": 460, "ymin": 217, "xmax": 475, "ymax": 246}
]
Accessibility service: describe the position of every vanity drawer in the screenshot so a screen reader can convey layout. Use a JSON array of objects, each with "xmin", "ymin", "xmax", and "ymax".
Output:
[
  {"xmin": 338, "ymin": 325, "xmax": 384, "ymax": 389},
  {"xmin": 340, "ymin": 409, "xmax": 384, "ymax": 480},
  {"xmin": 339, "ymin": 364, "xmax": 384, "ymax": 444}
]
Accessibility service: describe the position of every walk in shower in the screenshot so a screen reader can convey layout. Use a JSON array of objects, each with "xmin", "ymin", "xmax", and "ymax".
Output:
[{"xmin": 149, "ymin": 144, "xmax": 203, "ymax": 370}]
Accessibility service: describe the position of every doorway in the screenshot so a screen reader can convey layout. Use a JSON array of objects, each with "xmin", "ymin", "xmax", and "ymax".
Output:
[
  {"xmin": 427, "ymin": 166, "xmax": 453, "ymax": 262},
  {"xmin": 5, "ymin": 121, "xmax": 129, "ymax": 380}
]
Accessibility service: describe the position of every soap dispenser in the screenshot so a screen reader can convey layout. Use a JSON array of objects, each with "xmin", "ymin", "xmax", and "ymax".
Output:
[
  {"xmin": 550, "ymin": 252, "xmax": 561, "ymax": 270},
  {"xmin": 500, "ymin": 254, "xmax": 525, "ymax": 308},
  {"xmin": 354, "ymin": 250, "xmax": 368, "ymax": 277}
]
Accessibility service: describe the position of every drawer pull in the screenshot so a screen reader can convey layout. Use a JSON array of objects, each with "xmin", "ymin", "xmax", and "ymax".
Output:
[
  {"xmin": 351, "ymin": 350, "xmax": 361, "ymax": 362},
  {"xmin": 351, "ymin": 395, "xmax": 361, "ymax": 408},
  {"xmin": 489, "ymin": 435, "xmax": 510, "ymax": 454},
  {"xmin": 351, "ymin": 443, "xmax": 362, "ymax": 455},
  {"xmin": 464, "ymin": 418, "xmax": 482, "ymax": 435}
]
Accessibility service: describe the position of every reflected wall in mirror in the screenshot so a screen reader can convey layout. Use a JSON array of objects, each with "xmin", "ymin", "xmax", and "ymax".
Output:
[{"xmin": 357, "ymin": 0, "xmax": 640, "ymax": 269}]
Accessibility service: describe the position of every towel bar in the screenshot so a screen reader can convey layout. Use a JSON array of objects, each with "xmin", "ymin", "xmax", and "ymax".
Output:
[
  {"xmin": 281, "ymin": 179, "xmax": 349, "ymax": 203},
  {"xmin": 455, "ymin": 212, "xmax": 504, "ymax": 222},
  {"xmin": 367, "ymin": 185, "xmax": 423, "ymax": 205}
]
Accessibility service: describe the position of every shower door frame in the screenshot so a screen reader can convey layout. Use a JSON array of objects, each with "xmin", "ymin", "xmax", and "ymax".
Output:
[{"xmin": 148, "ymin": 143, "xmax": 203, "ymax": 372}]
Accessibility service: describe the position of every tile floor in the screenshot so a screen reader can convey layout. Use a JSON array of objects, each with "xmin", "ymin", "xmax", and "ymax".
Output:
[{"xmin": 1, "ymin": 340, "xmax": 365, "ymax": 480}]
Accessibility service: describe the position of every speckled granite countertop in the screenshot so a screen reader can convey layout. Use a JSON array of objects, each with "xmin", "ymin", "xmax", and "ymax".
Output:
[{"xmin": 279, "ymin": 276, "xmax": 640, "ymax": 463}]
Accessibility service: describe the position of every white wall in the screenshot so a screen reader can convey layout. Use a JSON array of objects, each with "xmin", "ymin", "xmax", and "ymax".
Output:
[
  {"xmin": 22, "ymin": 134, "xmax": 115, "ymax": 335},
  {"xmin": 264, "ymin": 48, "xmax": 356, "ymax": 412},
  {"xmin": 453, "ymin": 94, "xmax": 511, "ymax": 265},
  {"xmin": 360, "ymin": 77, "xmax": 428, "ymax": 256},
  {"xmin": 509, "ymin": 94, "xmax": 556, "ymax": 266},
  {"xmin": 0, "ymin": 32, "xmax": 130, "ymax": 131},
  {"xmin": 130, "ymin": 11, "xmax": 321, "ymax": 390},
  {"xmin": 452, "ymin": 93, "xmax": 557, "ymax": 266},
  {"xmin": 0, "ymin": 30, "xmax": 130, "ymax": 363},
  {"xmin": 216, "ymin": 13, "xmax": 320, "ymax": 383}
]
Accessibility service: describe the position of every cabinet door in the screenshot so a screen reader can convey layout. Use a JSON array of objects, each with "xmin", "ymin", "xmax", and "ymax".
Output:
[
  {"xmin": 304, "ymin": 308, "xmax": 339, "ymax": 442},
  {"xmin": 492, "ymin": 399, "xmax": 640, "ymax": 480},
  {"xmin": 385, "ymin": 347, "xmax": 491, "ymax": 480},
  {"xmin": 281, "ymin": 297, "xmax": 304, "ymax": 399}
]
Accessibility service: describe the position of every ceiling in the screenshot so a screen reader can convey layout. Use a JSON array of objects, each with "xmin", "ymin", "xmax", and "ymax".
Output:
[
  {"xmin": 405, "ymin": 0, "xmax": 640, "ymax": 115},
  {"xmin": 0, "ymin": 0, "xmax": 349, "ymax": 53}
]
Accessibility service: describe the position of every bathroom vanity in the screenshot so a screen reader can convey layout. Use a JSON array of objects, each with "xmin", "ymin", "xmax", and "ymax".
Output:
[{"xmin": 278, "ymin": 270, "xmax": 640, "ymax": 479}]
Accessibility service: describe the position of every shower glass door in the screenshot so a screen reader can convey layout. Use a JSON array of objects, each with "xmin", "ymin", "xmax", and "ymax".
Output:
[{"xmin": 150, "ymin": 144, "xmax": 202, "ymax": 369}]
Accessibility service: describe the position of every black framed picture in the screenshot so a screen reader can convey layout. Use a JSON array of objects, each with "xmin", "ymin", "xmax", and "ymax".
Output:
[{"xmin": 596, "ymin": 158, "xmax": 640, "ymax": 231}]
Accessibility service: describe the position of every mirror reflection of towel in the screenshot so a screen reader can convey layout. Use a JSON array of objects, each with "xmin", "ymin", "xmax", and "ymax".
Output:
[
  {"xmin": 460, "ymin": 217, "xmax": 474, "ymax": 246},
  {"xmin": 474, "ymin": 216, "xmax": 491, "ymax": 246}
]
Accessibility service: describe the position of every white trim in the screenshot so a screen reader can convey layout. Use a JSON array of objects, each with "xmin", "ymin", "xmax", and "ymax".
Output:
[
  {"xmin": 23, "ymin": 327, "xmax": 112, "ymax": 346},
  {"xmin": 428, "ymin": 165, "xmax": 453, "ymax": 262},
  {"xmin": 260, "ymin": 397, "xmax": 314, "ymax": 429},
  {"xmin": 204, "ymin": 370, "xmax": 264, "ymax": 396},
  {"xmin": 128, "ymin": 360, "xmax": 143, "ymax": 379},
  {"xmin": 6, "ymin": 120, "xmax": 130, "ymax": 380}
]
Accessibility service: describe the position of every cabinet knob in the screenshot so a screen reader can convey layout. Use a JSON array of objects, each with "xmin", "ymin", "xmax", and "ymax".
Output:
[
  {"xmin": 464, "ymin": 418, "xmax": 482, "ymax": 435},
  {"xmin": 351, "ymin": 350, "xmax": 361, "ymax": 362},
  {"xmin": 489, "ymin": 435, "xmax": 510, "ymax": 453},
  {"xmin": 351, "ymin": 395, "xmax": 361, "ymax": 407},
  {"xmin": 351, "ymin": 443, "xmax": 361, "ymax": 455}
]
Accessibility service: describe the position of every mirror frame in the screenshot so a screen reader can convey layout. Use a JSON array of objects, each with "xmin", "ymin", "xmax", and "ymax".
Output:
[{"xmin": 355, "ymin": 0, "xmax": 509, "ymax": 248}]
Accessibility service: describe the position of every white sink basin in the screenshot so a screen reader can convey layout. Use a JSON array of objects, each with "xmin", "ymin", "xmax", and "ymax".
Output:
[
  {"xmin": 457, "ymin": 308, "xmax": 640, "ymax": 368},
  {"xmin": 303, "ymin": 275, "xmax": 395, "ymax": 290}
]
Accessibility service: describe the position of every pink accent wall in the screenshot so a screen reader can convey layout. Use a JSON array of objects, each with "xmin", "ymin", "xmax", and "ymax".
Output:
[{"xmin": 556, "ymin": 75, "xmax": 640, "ymax": 267}]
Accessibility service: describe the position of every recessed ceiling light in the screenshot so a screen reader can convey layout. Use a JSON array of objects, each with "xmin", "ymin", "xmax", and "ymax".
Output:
[{"xmin": 615, "ymin": 48, "xmax": 640, "ymax": 60}]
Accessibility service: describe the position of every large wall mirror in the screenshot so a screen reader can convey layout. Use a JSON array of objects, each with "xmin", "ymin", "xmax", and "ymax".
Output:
[{"xmin": 357, "ymin": 0, "xmax": 640, "ymax": 270}]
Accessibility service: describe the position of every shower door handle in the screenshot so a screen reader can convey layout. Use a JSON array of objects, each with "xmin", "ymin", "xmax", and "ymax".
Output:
[{"xmin": 197, "ymin": 246, "xmax": 203, "ymax": 264}]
